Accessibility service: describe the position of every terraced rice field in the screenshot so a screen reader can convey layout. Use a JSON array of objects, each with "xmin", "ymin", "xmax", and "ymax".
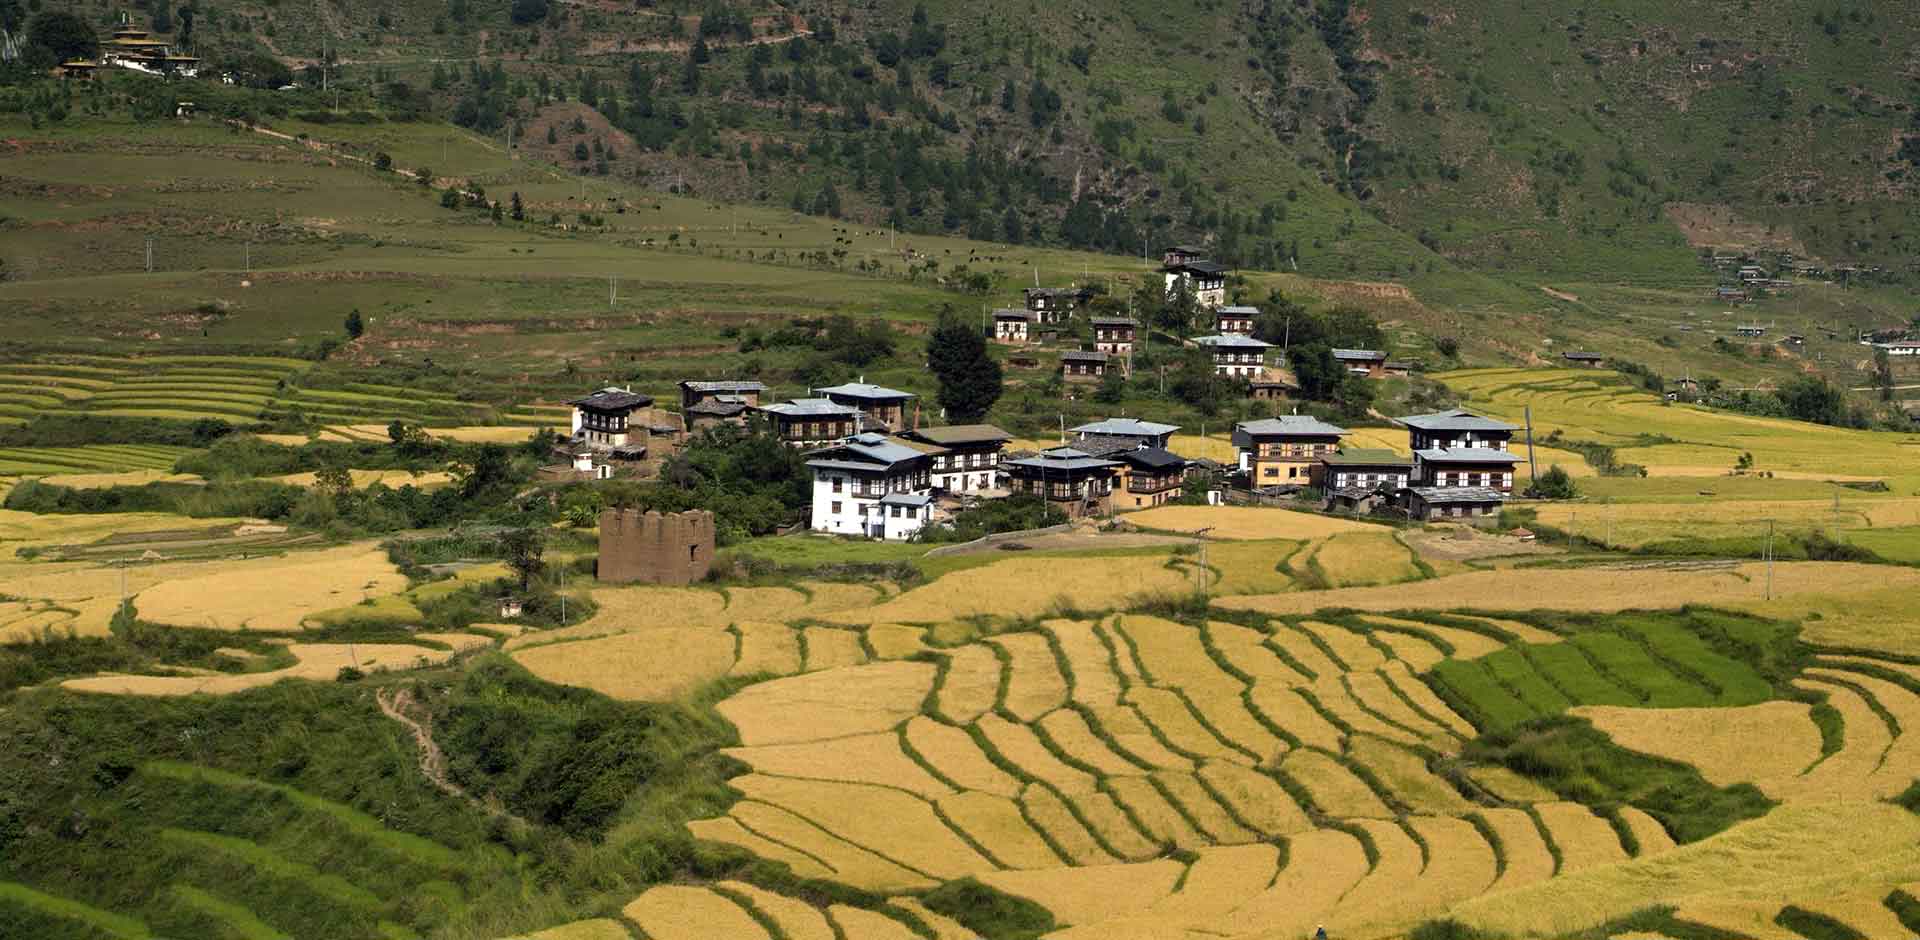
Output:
[
  {"xmin": 77, "ymin": 358, "xmax": 307, "ymax": 422},
  {"xmin": 266, "ymin": 383, "xmax": 497, "ymax": 425},
  {"xmin": 0, "ymin": 444, "xmax": 196, "ymax": 477},
  {"xmin": 0, "ymin": 361, "xmax": 130, "ymax": 424},
  {"xmin": 1439, "ymin": 367, "xmax": 1920, "ymax": 483},
  {"xmin": 661, "ymin": 606, "xmax": 1691, "ymax": 937}
]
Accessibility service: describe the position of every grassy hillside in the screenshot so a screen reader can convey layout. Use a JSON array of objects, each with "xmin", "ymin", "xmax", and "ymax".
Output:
[{"xmin": 17, "ymin": 0, "xmax": 1920, "ymax": 290}]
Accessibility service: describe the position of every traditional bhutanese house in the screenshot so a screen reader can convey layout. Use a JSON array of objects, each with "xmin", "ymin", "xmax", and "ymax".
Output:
[
  {"xmin": 1875, "ymin": 341, "xmax": 1920, "ymax": 358},
  {"xmin": 994, "ymin": 308, "xmax": 1037, "ymax": 344},
  {"xmin": 1400, "ymin": 408, "xmax": 1517, "ymax": 453},
  {"xmin": 1004, "ymin": 447, "xmax": 1121, "ymax": 517},
  {"xmin": 1024, "ymin": 286, "xmax": 1093, "ymax": 323},
  {"xmin": 57, "ymin": 60, "xmax": 101, "ymax": 80},
  {"xmin": 1326, "ymin": 486, "xmax": 1389, "ymax": 515},
  {"xmin": 1734, "ymin": 324, "xmax": 1766, "ymax": 337},
  {"xmin": 1193, "ymin": 334, "xmax": 1272, "ymax": 378},
  {"xmin": 1332, "ymin": 348, "xmax": 1389, "ymax": 378},
  {"xmin": 1405, "ymin": 486, "xmax": 1506, "ymax": 522},
  {"xmin": 1232, "ymin": 415, "xmax": 1346, "ymax": 487},
  {"xmin": 1383, "ymin": 360, "xmax": 1414, "ymax": 377},
  {"xmin": 1112, "ymin": 447, "xmax": 1189, "ymax": 511},
  {"xmin": 1060, "ymin": 349, "xmax": 1110, "ymax": 382},
  {"xmin": 1215, "ymin": 305, "xmax": 1258, "ymax": 335},
  {"xmin": 569, "ymin": 387, "xmax": 654, "ymax": 456},
  {"xmin": 98, "ymin": 26, "xmax": 201, "ymax": 76},
  {"xmin": 1312, "ymin": 448, "xmax": 1411, "ymax": 492},
  {"xmin": 1563, "ymin": 351, "xmax": 1605, "ymax": 368},
  {"xmin": 1248, "ymin": 377, "xmax": 1295, "ymax": 401},
  {"xmin": 1401, "ymin": 408, "xmax": 1521, "ymax": 492},
  {"xmin": 817, "ymin": 382, "xmax": 915, "ymax": 433},
  {"xmin": 1413, "ymin": 443, "xmax": 1520, "ymax": 492},
  {"xmin": 900, "ymin": 424, "xmax": 1012, "ymax": 494},
  {"xmin": 756, "ymin": 398, "xmax": 862, "ymax": 448},
  {"xmin": 805, "ymin": 433, "xmax": 939, "ymax": 540},
  {"xmin": 1162, "ymin": 244, "xmax": 1209, "ymax": 268},
  {"xmin": 679, "ymin": 380, "xmax": 766, "ymax": 411},
  {"xmin": 1072, "ymin": 417, "xmax": 1179, "ymax": 450},
  {"xmin": 1164, "ymin": 260, "xmax": 1229, "ymax": 308},
  {"xmin": 682, "ymin": 396, "xmax": 752, "ymax": 434},
  {"xmin": 1091, "ymin": 317, "xmax": 1137, "ymax": 356}
]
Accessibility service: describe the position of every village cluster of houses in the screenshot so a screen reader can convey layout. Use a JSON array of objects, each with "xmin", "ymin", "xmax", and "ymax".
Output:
[{"xmin": 561, "ymin": 378, "xmax": 1524, "ymax": 540}]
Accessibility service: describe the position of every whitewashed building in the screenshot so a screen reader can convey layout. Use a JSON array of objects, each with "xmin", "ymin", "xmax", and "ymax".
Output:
[
  {"xmin": 1193, "ymin": 334, "xmax": 1273, "ymax": 378},
  {"xmin": 900, "ymin": 425, "xmax": 1012, "ymax": 493},
  {"xmin": 805, "ymin": 433, "xmax": 938, "ymax": 540},
  {"xmin": 994, "ymin": 309, "xmax": 1037, "ymax": 344}
]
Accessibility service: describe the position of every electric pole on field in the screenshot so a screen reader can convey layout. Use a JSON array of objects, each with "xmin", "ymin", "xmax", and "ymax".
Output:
[
  {"xmin": 1765, "ymin": 519, "xmax": 1775, "ymax": 600},
  {"xmin": 144, "ymin": 236, "xmax": 154, "ymax": 273},
  {"xmin": 1195, "ymin": 526, "xmax": 1215, "ymax": 598},
  {"xmin": 608, "ymin": 275, "xmax": 617, "ymax": 307},
  {"xmin": 244, "ymin": 241, "xmax": 251, "ymax": 272}
]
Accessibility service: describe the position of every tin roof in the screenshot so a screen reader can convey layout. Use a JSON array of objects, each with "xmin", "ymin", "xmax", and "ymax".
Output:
[
  {"xmin": 1072, "ymin": 418, "xmax": 1180, "ymax": 437},
  {"xmin": 1234, "ymin": 416, "xmax": 1348, "ymax": 439},
  {"xmin": 816, "ymin": 382, "xmax": 914, "ymax": 401},
  {"xmin": 568, "ymin": 387, "xmax": 653, "ymax": 411},
  {"xmin": 1415, "ymin": 447, "xmax": 1522, "ymax": 464},
  {"xmin": 1396, "ymin": 409, "xmax": 1518, "ymax": 433}
]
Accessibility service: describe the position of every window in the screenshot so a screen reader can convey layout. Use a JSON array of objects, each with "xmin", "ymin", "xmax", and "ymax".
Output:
[
  {"xmin": 830, "ymin": 501, "xmax": 842, "ymax": 514},
  {"xmin": 831, "ymin": 477, "xmax": 843, "ymax": 493}
]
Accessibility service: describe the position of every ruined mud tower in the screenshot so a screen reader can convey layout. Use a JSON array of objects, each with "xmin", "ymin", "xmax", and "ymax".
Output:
[{"xmin": 595, "ymin": 509, "xmax": 716, "ymax": 585}]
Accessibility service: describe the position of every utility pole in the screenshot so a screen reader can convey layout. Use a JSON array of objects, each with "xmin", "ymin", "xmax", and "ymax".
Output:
[
  {"xmin": 1524, "ymin": 404, "xmax": 1539, "ymax": 490},
  {"xmin": 1195, "ymin": 526, "xmax": 1215, "ymax": 597},
  {"xmin": 144, "ymin": 236, "xmax": 154, "ymax": 273},
  {"xmin": 1765, "ymin": 519, "xmax": 1775, "ymax": 600},
  {"xmin": 608, "ymin": 275, "xmax": 617, "ymax": 307},
  {"xmin": 244, "ymin": 241, "xmax": 250, "ymax": 272}
]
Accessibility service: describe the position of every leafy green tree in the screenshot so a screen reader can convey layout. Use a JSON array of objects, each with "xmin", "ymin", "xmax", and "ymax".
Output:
[
  {"xmin": 1528, "ymin": 465, "xmax": 1577, "ymax": 499},
  {"xmin": 510, "ymin": 191, "xmax": 525, "ymax": 221},
  {"xmin": 1779, "ymin": 375, "xmax": 1849, "ymax": 427},
  {"xmin": 509, "ymin": 0, "xmax": 547, "ymax": 24},
  {"xmin": 343, "ymin": 308, "xmax": 365, "ymax": 339},
  {"xmin": 926, "ymin": 312, "xmax": 1003, "ymax": 422},
  {"xmin": 1092, "ymin": 369, "xmax": 1127, "ymax": 404},
  {"xmin": 27, "ymin": 11, "xmax": 98, "ymax": 61},
  {"xmin": 500, "ymin": 528, "xmax": 546, "ymax": 591}
]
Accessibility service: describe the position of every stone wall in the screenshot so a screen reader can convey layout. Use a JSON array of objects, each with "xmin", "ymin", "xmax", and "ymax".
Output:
[{"xmin": 596, "ymin": 508, "xmax": 716, "ymax": 584}]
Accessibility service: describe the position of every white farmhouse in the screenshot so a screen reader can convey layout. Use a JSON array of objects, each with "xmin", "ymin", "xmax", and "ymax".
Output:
[{"xmin": 805, "ymin": 433, "xmax": 939, "ymax": 540}]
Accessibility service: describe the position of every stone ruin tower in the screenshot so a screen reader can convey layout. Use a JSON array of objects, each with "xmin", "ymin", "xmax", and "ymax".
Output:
[{"xmin": 596, "ymin": 509, "xmax": 716, "ymax": 585}]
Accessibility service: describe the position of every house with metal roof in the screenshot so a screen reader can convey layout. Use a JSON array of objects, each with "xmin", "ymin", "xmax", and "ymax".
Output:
[
  {"xmin": 678, "ymin": 380, "xmax": 767, "ymax": 411},
  {"xmin": 1312, "ymin": 448, "xmax": 1411, "ymax": 494},
  {"xmin": 1071, "ymin": 418, "xmax": 1179, "ymax": 449},
  {"xmin": 1090, "ymin": 317, "xmax": 1138, "ymax": 356},
  {"xmin": 1164, "ymin": 260, "xmax": 1229, "ymax": 308},
  {"xmin": 1024, "ymin": 286, "xmax": 1093, "ymax": 323},
  {"xmin": 1332, "ymin": 348, "xmax": 1389, "ymax": 378},
  {"xmin": 1004, "ymin": 447, "xmax": 1122, "ymax": 517},
  {"xmin": 1232, "ymin": 416, "xmax": 1348, "ymax": 487},
  {"xmin": 1193, "ymin": 334, "xmax": 1274, "ymax": 378},
  {"xmin": 1405, "ymin": 486, "xmax": 1507, "ymax": 522},
  {"xmin": 1215, "ymin": 305, "xmax": 1259, "ymax": 335},
  {"xmin": 804, "ymin": 433, "xmax": 941, "ymax": 539},
  {"xmin": 994, "ymin": 308, "xmax": 1038, "ymax": 344},
  {"xmin": 1397, "ymin": 409, "xmax": 1520, "ymax": 494},
  {"xmin": 568, "ymin": 387, "xmax": 655, "ymax": 453},
  {"xmin": 900, "ymin": 425, "xmax": 1014, "ymax": 493},
  {"xmin": 1112, "ymin": 447, "xmax": 1190, "ymax": 510},
  {"xmin": 756, "ymin": 398, "xmax": 862, "ymax": 448},
  {"xmin": 816, "ymin": 382, "xmax": 916, "ymax": 432},
  {"xmin": 1562, "ymin": 351, "xmax": 1605, "ymax": 367},
  {"xmin": 1061, "ymin": 349, "xmax": 1111, "ymax": 382}
]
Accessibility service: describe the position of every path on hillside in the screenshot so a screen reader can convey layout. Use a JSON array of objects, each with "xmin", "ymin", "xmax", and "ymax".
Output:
[{"xmin": 377, "ymin": 686, "xmax": 523, "ymax": 823}]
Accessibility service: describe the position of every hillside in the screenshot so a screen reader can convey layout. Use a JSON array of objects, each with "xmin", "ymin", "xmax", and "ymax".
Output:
[{"xmin": 16, "ymin": 0, "xmax": 1920, "ymax": 289}]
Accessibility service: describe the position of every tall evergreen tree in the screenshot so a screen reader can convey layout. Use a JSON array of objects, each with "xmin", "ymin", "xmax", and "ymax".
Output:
[{"xmin": 926, "ymin": 311, "xmax": 1003, "ymax": 422}]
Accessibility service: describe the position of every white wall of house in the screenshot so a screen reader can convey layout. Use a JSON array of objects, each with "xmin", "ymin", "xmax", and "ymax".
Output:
[
  {"xmin": 1330, "ymin": 469, "xmax": 1408, "ymax": 490},
  {"xmin": 810, "ymin": 471, "xmax": 932, "ymax": 540},
  {"xmin": 880, "ymin": 503, "xmax": 931, "ymax": 540}
]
